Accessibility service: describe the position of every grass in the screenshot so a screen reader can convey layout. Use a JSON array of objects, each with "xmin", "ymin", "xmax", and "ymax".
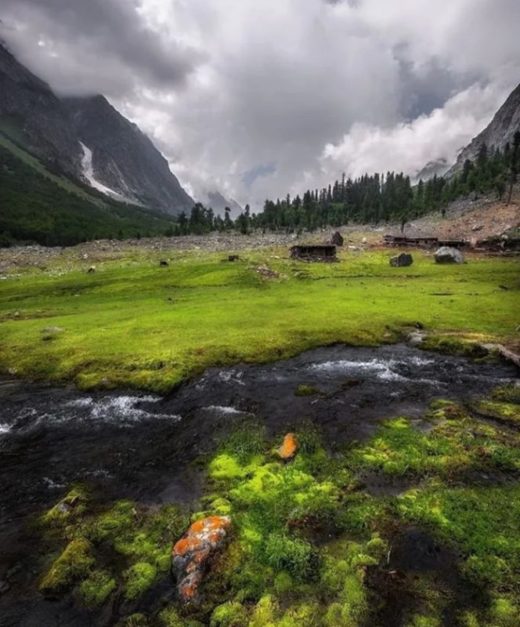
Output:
[{"xmin": 0, "ymin": 248, "xmax": 517, "ymax": 391}]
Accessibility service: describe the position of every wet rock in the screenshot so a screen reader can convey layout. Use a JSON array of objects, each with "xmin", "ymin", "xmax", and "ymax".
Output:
[
  {"xmin": 172, "ymin": 515, "xmax": 232, "ymax": 603},
  {"xmin": 331, "ymin": 231, "xmax": 344, "ymax": 246},
  {"xmin": 277, "ymin": 433, "xmax": 299, "ymax": 461},
  {"xmin": 0, "ymin": 580, "xmax": 10, "ymax": 595},
  {"xmin": 390, "ymin": 253, "xmax": 413, "ymax": 267},
  {"xmin": 434, "ymin": 247, "xmax": 465, "ymax": 264}
]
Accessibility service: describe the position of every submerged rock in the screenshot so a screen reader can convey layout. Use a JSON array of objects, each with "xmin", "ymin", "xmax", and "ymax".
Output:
[
  {"xmin": 434, "ymin": 247, "xmax": 465, "ymax": 264},
  {"xmin": 277, "ymin": 433, "xmax": 299, "ymax": 461},
  {"xmin": 172, "ymin": 515, "xmax": 232, "ymax": 603},
  {"xmin": 390, "ymin": 253, "xmax": 413, "ymax": 267}
]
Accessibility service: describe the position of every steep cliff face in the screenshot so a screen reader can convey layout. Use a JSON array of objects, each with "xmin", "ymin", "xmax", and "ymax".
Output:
[
  {"xmin": 0, "ymin": 43, "xmax": 193, "ymax": 215},
  {"xmin": 63, "ymin": 95, "xmax": 194, "ymax": 214},
  {"xmin": 448, "ymin": 83, "xmax": 520, "ymax": 175},
  {"xmin": 0, "ymin": 43, "xmax": 81, "ymax": 176}
]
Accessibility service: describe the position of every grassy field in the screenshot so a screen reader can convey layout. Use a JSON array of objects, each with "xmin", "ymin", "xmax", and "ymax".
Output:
[{"xmin": 0, "ymin": 247, "xmax": 518, "ymax": 391}]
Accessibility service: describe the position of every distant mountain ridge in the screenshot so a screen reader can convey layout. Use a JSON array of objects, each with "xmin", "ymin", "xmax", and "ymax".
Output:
[{"xmin": 0, "ymin": 43, "xmax": 193, "ymax": 215}]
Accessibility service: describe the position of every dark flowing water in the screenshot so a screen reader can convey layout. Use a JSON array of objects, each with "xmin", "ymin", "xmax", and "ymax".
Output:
[{"xmin": 0, "ymin": 344, "xmax": 517, "ymax": 625}]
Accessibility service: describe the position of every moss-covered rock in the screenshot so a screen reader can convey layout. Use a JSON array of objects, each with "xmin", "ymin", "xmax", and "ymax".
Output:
[
  {"xmin": 39, "ymin": 537, "xmax": 94, "ymax": 595},
  {"xmin": 123, "ymin": 561, "xmax": 157, "ymax": 600},
  {"xmin": 77, "ymin": 568, "xmax": 117, "ymax": 607}
]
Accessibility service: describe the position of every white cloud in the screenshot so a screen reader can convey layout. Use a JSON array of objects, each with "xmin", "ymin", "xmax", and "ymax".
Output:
[{"xmin": 320, "ymin": 81, "xmax": 512, "ymax": 181}]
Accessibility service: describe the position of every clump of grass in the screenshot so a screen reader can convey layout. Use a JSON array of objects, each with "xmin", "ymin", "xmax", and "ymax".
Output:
[{"xmin": 295, "ymin": 383, "xmax": 321, "ymax": 397}]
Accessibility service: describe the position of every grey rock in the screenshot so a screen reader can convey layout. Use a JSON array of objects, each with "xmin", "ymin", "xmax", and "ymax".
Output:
[
  {"xmin": 390, "ymin": 253, "xmax": 413, "ymax": 267},
  {"xmin": 434, "ymin": 247, "xmax": 465, "ymax": 264}
]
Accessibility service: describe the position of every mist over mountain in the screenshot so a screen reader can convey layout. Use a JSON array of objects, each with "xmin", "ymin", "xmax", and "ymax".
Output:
[{"xmin": 448, "ymin": 83, "xmax": 520, "ymax": 176}]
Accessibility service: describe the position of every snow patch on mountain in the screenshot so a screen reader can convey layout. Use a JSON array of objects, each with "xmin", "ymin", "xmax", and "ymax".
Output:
[{"xmin": 79, "ymin": 141, "xmax": 133, "ymax": 203}]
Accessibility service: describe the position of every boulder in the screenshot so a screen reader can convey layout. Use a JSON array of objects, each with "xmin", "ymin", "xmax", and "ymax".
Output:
[
  {"xmin": 434, "ymin": 247, "xmax": 464, "ymax": 264},
  {"xmin": 172, "ymin": 516, "xmax": 231, "ymax": 603},
  {"xmin": 277, "ymin": 433, "xmax": 299, "ymax": 461},
  {"xmin": 390, "ymin": 253, "xmax": 413, "ymax": 267},
  {"xmin": 331, "ymin": 231, "xmax": 344, "ymax": 246}
]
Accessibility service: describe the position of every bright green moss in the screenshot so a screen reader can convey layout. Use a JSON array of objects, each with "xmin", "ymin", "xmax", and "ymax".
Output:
[
  {"xmin": 158, "ymin": 607, "xmax": 204, "ymax": 627},
  {"xmin": 77, "ymin": 569, "xmax": 116, "ymax": 607},
  {"xmin": 123, "ymin": 561, "xmax": 157, "ymax": 600},
  {"xmin": 489, "ymin": 596, "xmax": 520, "ymax": 626},
  {"xmin": 406, "ymin": 615, "xmax": 441, "ymax": 627},
  {"xmin": 262, "ymin": 533, "xmax": 315, "ymax": 581},
  {"xmin": 210, "ymin": 601, "xmax": 248, "ymax": 626},
  {"xmin": 294, "ymin": 384, "xmax": 321, "ymax": 397},
  {"xmin": 277, "ymin": 602, "xmax": 320, "ymax": 626},
  {"xmin": 249, "ymin": 594, "xmax": 279, "ymax": 627},
  {"xmin": 117, "ymin": 614, "xmax": 150, "ymax": 627},
  {"xmin": 91, "ymin": 499, "xmax": 135, "ymax": 540},
  {"xmin": 398, "ymin": 485, "xmax": 520, "ymax": 590},
  {"xmin": 39, "ymin": 537, "xmax": 94, "ymax": 594},
  {"xmin": 40, "ymin": 486, "xmax": 88, "ymax": 528},
  {"xmin": 473, "ymin": 400, "xmax": 520, "ymax": 426}
]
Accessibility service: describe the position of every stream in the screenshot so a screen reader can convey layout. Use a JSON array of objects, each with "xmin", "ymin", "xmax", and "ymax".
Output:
[{"xmin": 0, "ymin": 344, "xmax": 517, "ymax": 625}]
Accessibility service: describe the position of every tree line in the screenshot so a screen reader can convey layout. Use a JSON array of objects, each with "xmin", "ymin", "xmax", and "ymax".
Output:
[{"xmin": 172, "ymin": 131, "xmax": 519, "ymax": 236}]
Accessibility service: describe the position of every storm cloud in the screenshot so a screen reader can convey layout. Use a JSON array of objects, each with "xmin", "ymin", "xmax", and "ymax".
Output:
[{"xmin": 1, "ymin": 0, "xmax": 519, "ymax": 207}]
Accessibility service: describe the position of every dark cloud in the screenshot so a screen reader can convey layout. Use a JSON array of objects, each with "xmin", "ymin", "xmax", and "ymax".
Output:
[
  {"xmin": 1, "ymin": 0, "xmax": 518, "ymax": 207},
  {"xmin": 1, "ymin": 0, "xmax": 203, "ymax": 95}
]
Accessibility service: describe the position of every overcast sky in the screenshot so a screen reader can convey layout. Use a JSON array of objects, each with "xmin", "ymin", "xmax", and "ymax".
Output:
[{"xmin": 1, "ymin": 0, "xmax": 519, "ymax": 208}]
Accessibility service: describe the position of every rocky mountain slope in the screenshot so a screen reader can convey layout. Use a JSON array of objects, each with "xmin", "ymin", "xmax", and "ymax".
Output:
[
  {"xmin": 63, "ymin": 95, "xmax": 194, "ymax": 213},
  {"xmin": 0, "ymin": 43, "xmax": 193, "ymax": 215},
  {"xmin": 0, "ymin": 43, "xmax": 81, "ymax": 177},
  {"xmin": 448, "ymin": 82, "xmax": 520, "ymax": 175}
]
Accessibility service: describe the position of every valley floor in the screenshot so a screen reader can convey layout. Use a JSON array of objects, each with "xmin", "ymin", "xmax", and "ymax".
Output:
[
  {"xmin": 0, "ymin": 225, "xmax": 518, "ymax": 627},
  {"xmin": 0, "ymin": 243, "xmax": 518, "ymax": 391}
]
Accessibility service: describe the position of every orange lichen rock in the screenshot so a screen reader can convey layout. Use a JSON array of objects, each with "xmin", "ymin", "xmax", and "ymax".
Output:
[
  {"xmin": 277, "ymin": 433, "xmax": 299, "ymax": 461},
  {"xmin": 172, "ymin": 515, "xmax": 231, "ymax": 603}
]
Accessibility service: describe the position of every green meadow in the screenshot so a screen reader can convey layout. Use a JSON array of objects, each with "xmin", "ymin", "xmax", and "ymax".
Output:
[{"xmin": 0, "ymin": 248, "xmax": 518, "ymax": 391}]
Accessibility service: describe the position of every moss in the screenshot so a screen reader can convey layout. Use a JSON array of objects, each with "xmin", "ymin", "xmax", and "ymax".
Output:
[
  {"xmin": 277, "ymin": 602, "xmax": 320, "ymax": 626},
  {"xmin": 123, "ymin": 561, "xmax": 157, "ymax": 599},
  {"xmin": 489, "ymin": 596, "xmax": 520, "ymax": 626},
  {"xmin": 491, "ymin": 384, "xmax": 520, "ymax": 405},
  {"xmin": 262, "ymin": 533, "xmax": 316, "ymax": 581},
  {"xmin": 473, "ymin": 400, "xmax": 520, "ymax": 426},
  {"xmin": 210, "ymin": 601, "xmax": 248, "ymax": 626},
  {"xmin": 117, "ymin": 614, "xmax": 150, "ymax": 627},
  {"xmin": 39, "ymin": 537, "xmax": 94, "ymax": 595},
  {"xmin": 406, "ymin": 615, "xmax": 441, "ymax": 627},
  {"xmin": 398, "ymin": 485, "xmax": 520, "ymax": 590},
  {"xmin": 159, "ymin": 607, "xmax": 204, "ymax": 627},
  {"xmin": 40, "ymin": 486, "xmax": 88, "ymax": 528},
  {"xmin": 294, "ymin": 384, "xmax": 321, "ymax": 397},
  {"xmin": 77, "ymin": 569, "xmax": 116, "ymax": 607},
  {"xmin": 249, "ymin": 594, "xmax": 279, "ymax": 626}
]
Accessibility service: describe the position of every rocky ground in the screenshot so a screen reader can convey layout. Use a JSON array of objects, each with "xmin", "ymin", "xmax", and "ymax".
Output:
[{"xmin": 1, "ymin": 191, "xmax": 518, "ymax": 276}]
